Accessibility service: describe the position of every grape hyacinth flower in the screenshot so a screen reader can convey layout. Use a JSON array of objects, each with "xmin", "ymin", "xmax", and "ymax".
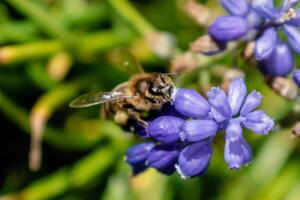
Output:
[
  {"xmin": 125, "ymin": 79, "xmax": 274, "ymax": 178},
  {"xmin": 208, "ymin": 0, "xmax": 300, "ymax": 77}
]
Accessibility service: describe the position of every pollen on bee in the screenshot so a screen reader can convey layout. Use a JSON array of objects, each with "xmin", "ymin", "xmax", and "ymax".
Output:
[{"xmin": 114, "ymin": 111, "xmax": 129, "ymax": 126}]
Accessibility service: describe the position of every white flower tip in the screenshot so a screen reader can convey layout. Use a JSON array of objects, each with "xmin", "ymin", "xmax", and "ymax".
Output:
[
  {"xmin": 179, "ymin": 131, "xmax": 186, "ymax": 142},
  {"xmin": 251, "ymin": 90, "xmax": 262, "ymax": 99},
  {"xmin": 228, "ymin": 164, "xmax": 241, "ymax": 170},
  {"xmin": 262, "ymin": 115, "xmax": 275, "ymax": 134},
  {"xmin": 207, "ymin": 87, "xmax": 221, "ymax": 98}
]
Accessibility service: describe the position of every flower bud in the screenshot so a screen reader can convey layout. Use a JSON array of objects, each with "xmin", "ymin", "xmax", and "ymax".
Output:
[
  {"xmin": 240, "ymin": 90, "xmax": 262, "ymax": 116},
  {"xmin": 254, "ymin": 28, "xmax": 277, "ymax": 60},
  {"xmin": 126, "ymin": 143, "xmax": 155, "ymax": 164},
  {"xmin": 259, "ymin": 42, "xmax": 294, "ymax": 76},
  {"xmin": 190, "ymin": 35, "xmax": 226, "ymax": 55},
  {"xmin": 242, "ymin": 110, "xmax": 274, "ymax": 134},
  {"xmin": 174, "ymin": 88, "xmax": 210, "ymax": 118},
  {"xmin": 181, "ymin": 119, "xmax": 218, "ymax": 142},
  {"xmin": 250, "ymin": 0, "xmax": 276, "ymax": 20},
  {"xmin": 208, "ymin": 16, "xmax": 248, "ymax": 42},
  {"xmin": 246, "ymin": 10, "xmax": 262, "ymax": 28},
  {"xmin": 126, "ymin": 142, "xmax": 155, "ymax": 175},
  {"xmin": 291, "ymin": 121, "xmax": 300, "ymax": 139},
  {"xmin": 225, "ymin": 120, "xmax": 252, "ymax": 169},
  {"xmin": 147, "ymin": 144, "xmax": 180, "ymax": 175},
  {"xmin": 267, "ymin": 77, "xmax": 298, "ymax": 100},
  {"xmin": 147, "ymin": 116, "xmax": 183, "ymax": 143},
  {"xmin": 176, "ymin": 140, "xmax": 212, "ymax": 178},
  {"xmin": 282, "ymin": 0, "xmax": 300, "ymax": 12},
  {"xmin": 284, "ymin": 24, "xmax": 300, "ymax": 54},
  {"xmin": 209, "ymin": 107, "xmax": 227, "ymax": 123},
  {"xmin": 207, "ymin": 87, "xmax": 231, "ymax": 118},
  {"xmin": 228, "ymin": 78, "xmax": 247, "ymax": 116},
  {"xmin": 220, "ymin": 0, "xmax": 249, "ymax": 16}
]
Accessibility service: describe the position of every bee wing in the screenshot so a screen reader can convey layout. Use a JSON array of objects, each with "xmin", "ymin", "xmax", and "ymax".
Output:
[
  {"xmin": 109, "ymin": 47, "xmax": 144, "ymax": 75},
  {"xmin": 69, "ymin": 91, "xmax": 132, "ymax": 108}
]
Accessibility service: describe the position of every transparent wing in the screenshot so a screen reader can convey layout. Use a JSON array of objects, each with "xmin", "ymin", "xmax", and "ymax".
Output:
[
  {"xmin": 109, "ymin": 47, "xmax": 144, "ymax": 75},
  {"xmin": 69, "ymin": 91, "xmax": 132, "ymax": 108}
]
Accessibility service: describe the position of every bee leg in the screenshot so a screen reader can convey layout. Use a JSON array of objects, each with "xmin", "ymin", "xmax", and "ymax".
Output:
[
  {"xmin": 127, "ymin": 109, "xmax": 148, "ymax": 128},
  {"xmin": 114, "ymin": 110, "xmax": 129, "ymax": 126}
]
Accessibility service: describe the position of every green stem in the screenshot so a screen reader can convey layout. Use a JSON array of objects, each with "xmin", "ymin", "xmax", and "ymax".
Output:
[
  {"xmin": 6, "ymin": 0, "xmax": 71, "ymax": 42},
  {"xmin": 0, "ymin": 40, "xmax": 64, "ymax": 64},
  {"xmin": 0, "ymin": 30, "xmax": 134, "ymax": 64},
  {"xmin": 78, "ymin": 30, "xmax": 134, "ymax": 55},
  {"xmin": 3, "ymin": 146, "xmax": 120, "ymax": 200},
  {"xmin": 107, "ymin": 0, "xmax": 156, "ymax": 35},
  {"xmin": 0, "ymin": 90, "xmax": 29, "ymax": 132},
  {"xmin": 0, "ymin": 21, "xmax": 38, "ymax": 43},
  {"xmin": 0, "ymin": 90, "xmax": 98, "ymax": 150},
  {"xmin": 255, "ymin": 162, "xmax": 300, "ymax": 200}
]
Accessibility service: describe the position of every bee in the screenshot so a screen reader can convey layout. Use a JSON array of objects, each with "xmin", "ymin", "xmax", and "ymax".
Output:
[{"xmin": 69, "ymin": 48, "xmax": 176, "ymax": 127}]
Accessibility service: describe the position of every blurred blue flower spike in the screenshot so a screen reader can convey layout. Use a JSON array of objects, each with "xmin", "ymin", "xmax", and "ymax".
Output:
[
  {"xmin": 126, "ymin": 79, "xmax": 274, "ymax": 178},
  {"xmin": 208, "ymin": 0, "xmax": 300, "ymax": 77}
]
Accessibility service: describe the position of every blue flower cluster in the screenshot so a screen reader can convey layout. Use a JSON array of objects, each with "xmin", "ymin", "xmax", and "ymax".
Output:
[
  {"xmin": 208, "ymin": 0, "xmax": 300, "ymax": 78},
  {"xmin": 126, "ymin": 79, "xmax": 274, "ymax": 178}
]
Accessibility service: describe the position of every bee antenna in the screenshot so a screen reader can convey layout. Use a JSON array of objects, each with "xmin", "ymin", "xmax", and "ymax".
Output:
[{"xmin": 162, "ymin": 73, "xmax": 181, "ymax": 77}]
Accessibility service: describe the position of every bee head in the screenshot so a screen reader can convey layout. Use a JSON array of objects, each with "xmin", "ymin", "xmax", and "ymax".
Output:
[{"xmin": 149, "ymin": 73, "xmax": 175, "ymax": 100}]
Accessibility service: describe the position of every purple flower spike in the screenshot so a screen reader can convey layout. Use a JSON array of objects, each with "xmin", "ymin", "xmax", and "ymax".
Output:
[
  {"xmin": 176, "ymin": 140, "xmax": 212, "ymax": 178},
  {"xmin": 250, "ymin": 0, "xmax": 276, "ymax": 19},
  {"xmin": 242, "ymin": 110, "xmax": 274, "ymax": 134},
  {"xmin": 147, "ymin": 144, "xmax": 180, "ymax": 175},
  {"xmin": 125, "ymin": 78, "xmax": 274, "ymax": 178},
  {"xmin": 220, "ymin": 0, "xmax": 249, "ymax": 16},
  {"xmin": 261, "ymin": 42, "xmax": 294, "ymax": 76},
  {"xmin": 181, "ymin": 119, "xmax": 218, "ymax": 142},
  {"xmin": 292, "ymin": 69, "xmax": 300, "ymax": 87},
  {"xmin": 208, "ymin": 87, "xmax": 231, "ymax": 118},
  {"xmin": 174, "ymin": 88, "xmax": 210, "ymax": 118},
  {"xmin": 254, "ymin": 27, "xmax": 277, "ymax": 60},
  {"xmin": 208, "ymin": 16, "xmax": 249, "ymax": 42},
  {"xmin": 284, "ymin": 25, "xmax": 300, "ymax": 54},
  {"xmin": 147, "ymin": 116, "xmax": 183, "ymax": 143},
  {"xmin": 225, "ymin": 120, "xmax": 252, "ymax": 169},
  {"xmin": 228, "ymin": 78, "xmax": 247, "ymax": 116},
  {"xmin": 240, "ymin": 90, "xmax": 262, "ymax": 116},
  {"xmin": 126, "ymin": 142, "xmax": 155, "ymax": 175}
]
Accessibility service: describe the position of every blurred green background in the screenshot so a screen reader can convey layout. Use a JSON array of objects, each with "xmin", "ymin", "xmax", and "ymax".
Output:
[{"xmin": 0, "ymin": 0, "xmax": 299, "ymax": 199}]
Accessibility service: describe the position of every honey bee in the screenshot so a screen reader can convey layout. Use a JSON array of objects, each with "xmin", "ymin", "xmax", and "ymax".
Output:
[{"xmin": 69, "ymin": 48, "xmax": 176, "ymax": 127}]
